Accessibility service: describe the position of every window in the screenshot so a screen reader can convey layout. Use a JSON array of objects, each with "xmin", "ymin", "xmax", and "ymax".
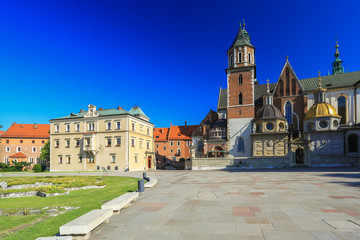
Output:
[
  {"xmin": 248, "ymin": 53, "xmax": 251, "ymax": 63},
  {"xmin": 20, "ymin": 140, "xmax": 23, "ymax": 143},
  {"xmin": 5, "ymin": 146, "xmax": 10, "ymax": 152},
  {"xmin": 55, "ymin": 125, "xmax": 59, "ymax": 133},
  {"xmin": 131, "ymin": 138, "xmax": 135, "ymax": 147},
  {"xmin": 177, "ymin": 141, "xmax": 180, "ymax": 146},
  {"xmin": 75, "ymin": 123, "xmax": 80, "ymax": 132},
  {"xmin": 239, "ymin": 51, "xmax": 242, "ymax": 62},
  {"xmin": 266, "ymin": 122, "xmax": 274, "ymax": 130},
  {"xmin": 140, "ymin": 125, "xmax": 143, "ymax": 131},
  {"xmin": 286, "ymin": 68, "xmax": 290, "ymax": 96},
  {"xmin": 66, "ymin": 124, "xmax": 70, "ymax": 132},
  {"xmin": 17, "ymin": 146, "xmax": 22, "ymax": 152},
  {"xmin": 116, "ymin": 121, "xmax": 121, "ymax": 130},
  {"xmin": 6, "ymin": 140, "xmax": 9, "ymax": 144},
  {"xmin": 107, "ymin": 138, "xmax": 112, "ymax": 147},
  {"xmin": 292, "ymin": 79, "xmax": 296, "ymax": 95},
  {"xmin": 163, "ymin": 146, "xmax": 166, "ymax": 150},
  {"xmin": 135, "ymin": 155, "xmax": 138, "ymax": 163},
  {"xmin": 279, "ymin": 80, "xmax": 284, "ymax": 96},
  {"xmin": 65, "ymin": 139, "xmax": 70, "ymax": 148},
  {"xmin": 139, "ymin": 140, "xmax": 143, "ymax": 148},
  {"xmin": 333, "ymin": 120, "xmax": 339, "ymax": 128},
  {"xmin": 111, "ymin": 155, "xmax": 116, "ymax": 163},
  {"xmin": 171, "ymin": 149, "xmax": 173, "ymax": 153},
  {"xmin": 29, "ymin": 157, "xmax": 34, "ymax": 163},
  {"xmin": 107, "ymin": 122, "xmax": 111, "ymax": 130},
  {"xmin": 186, "ymin": 141, "xmax": 190, "ymax": 146},
  {"xmin": 75, "ymin": 139, "xmax": 80, "ymax": 147},
  {"xmin": 170, "ymin": 141, "xmax": 174, "ymax": 146},
  {"xmin": 4, "ymin": 158, "xmax": 9, "ymax": 164},
  {"xmin": 147, "ymin": 127, "xmax": 150, "ymax": 135},
  {"xmin": 58, "ymin": 156, "xmax": 63, "ymax": 164},
  {"xmin": 88, "ymin": 123, "xmax": 95, "ymax": 131},
  {"xmin": 86, "ymin": 138, "xmax": 91, "ymax": 147},
  {"xmin": 239, "ymin": 92, "xmax": 243, "ymax": 105},
  {"xmin": 115, "ymin": 166, "xmax": 118, "ymax": 170},
  {"xmin": 66, "ymin": 156, "xmax": 71, "ymax": 164},
  {"xmin": 35, "ymin": 158, "xmax": 39, "ymax": 164},
  {"xmin": 319, "ymin": 121, "xmax": 327, "ymax": 128},
  {"xmin": 338, "ymin": 96, "xmax": 346, "ymax": 124},
  {"xmin": 147, "ymin": 141, "xmax": 150, "ymax": 150},
  {"xmin": 229, "ymin": 55, "xmax": 234, "ymax": 66},
  {"xmin": 42, "ymin": 140, "xmax": 45, "ymax": 144},
  {"xmin": 116, "ymin": 137, "xmax": 121, "ymax": 146},
  {"xmin": 32, "ymin": 140, "xmax": 35, "ymax": 144},
  {"xmin": 132, "ymin": 122, "xmax": 135, "ymax": 131},
  {"xmin": 32, "ymin": 147, "xmax": 37, "ymax": 153},
  {"xmin": 55, "ymin": 140, "xmax": 60, "ymax": 148},
  {"xmin": 239, "ymin": 74, "xmax": 243, "ymax": 85},
  {"xmin": 177, "ymin": 149, "xmax": 181, "ymax": 154},
  {"xmin": 285, "ymin": 101, "xmax": 292, "ymax": 124},
  {"xmin": 237, "ymin": 138, "xmax": 245, "ymax": 152},
  {"xmin": 107, "ymin": 166, "xmax": 110, "ymax": 170},
  {"xmin": 156, "ymin": 144, "xmax": 159, "ymax": 148}
]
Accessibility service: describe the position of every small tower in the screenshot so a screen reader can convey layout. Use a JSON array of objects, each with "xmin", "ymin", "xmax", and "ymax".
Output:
[{"xmin": 332, "ymin": 41, "xmax": 344, "ymax": 74}]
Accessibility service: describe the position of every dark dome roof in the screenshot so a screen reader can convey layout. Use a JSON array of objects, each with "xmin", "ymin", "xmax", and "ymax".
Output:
[{"xmin": 255, "ymin": 105, "xmax": 285, "ymax": 120}]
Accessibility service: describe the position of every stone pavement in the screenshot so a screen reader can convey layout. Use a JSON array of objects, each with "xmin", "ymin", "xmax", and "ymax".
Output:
[{"xmin": 88, "ymin": 168, "xmax": 360, "ymax": 240}]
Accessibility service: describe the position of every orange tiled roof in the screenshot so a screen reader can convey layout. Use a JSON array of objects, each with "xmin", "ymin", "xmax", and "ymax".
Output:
[
  {"xmin": 1, "ymin": 124, "xmax": 50, "ymax": 138},
  {"xmin": 9, "ymin": 152, "xmax": 27, "ymax": 158},
  {"xmin": 154, "ymin": 127, "xmax": 169, "ymax": 142},
  {"xmin": 168, "ymin": 125, "xmax": 199, "ymax": 140},
  {"xmin": 0, "ymin": 131, "xmax": 5, "ymax": 136}
]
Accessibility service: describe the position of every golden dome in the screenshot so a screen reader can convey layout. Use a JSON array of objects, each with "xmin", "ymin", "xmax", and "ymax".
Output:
[{"xmin": 304, "ymin": 102, "xmax": 341, "ymax": 120}]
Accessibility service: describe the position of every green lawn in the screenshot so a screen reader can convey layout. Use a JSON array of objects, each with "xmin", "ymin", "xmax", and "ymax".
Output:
[{"xmin": 0, "ymin": 176, "xmax": 139, "ymax": 240}]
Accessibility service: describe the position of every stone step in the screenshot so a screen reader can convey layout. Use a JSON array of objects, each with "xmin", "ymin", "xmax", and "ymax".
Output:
[{"xmin": 145, "ymin": 177, "xmax": 158, "ymax": 188}]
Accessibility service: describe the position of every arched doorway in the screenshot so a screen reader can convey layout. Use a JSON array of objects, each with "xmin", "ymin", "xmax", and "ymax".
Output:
[
  {"xmin": 348, "ymin": 134, "xmax": 358, "ymax": 153},
  {"xmin": 214, "ymin": 146, "xmax": 224, "ymax": 157},
  {"xmin": 295, "ymin": 148, "xmax": 304, "ymax": 165}
]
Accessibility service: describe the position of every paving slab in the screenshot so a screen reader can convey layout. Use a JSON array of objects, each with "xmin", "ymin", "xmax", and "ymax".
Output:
[{"xmin": 85, "ymin": 168, "xmax": 360, "ymax": 240}]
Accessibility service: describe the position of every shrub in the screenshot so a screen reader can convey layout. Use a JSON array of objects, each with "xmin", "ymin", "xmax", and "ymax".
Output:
[
  {"xmin": 33, "ymin": 164, "xmax": 43, "ymax": 172},
  {"xmin": 179, "ymin": 158, "xmax": 185, "ymax": 161}
]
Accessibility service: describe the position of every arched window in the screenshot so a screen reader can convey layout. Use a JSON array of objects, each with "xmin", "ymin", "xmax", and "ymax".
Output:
[
  {"xmin": 238, "ymin": 138, "xmax": 245, "ymax": 152},
  {"xmin": 229, "ymin": 55, "xmax": 234, "ymax": 67},
  {"xmin": 348, "ymin": 134, "xmax": 358, "ymax": 153},
  {"xmin": 279, "ymin": 80, "xmax": 284, "ymax": 96},
  {"xmin": 239, "ymin": 52, "xmax": 242, "ymax": 62},
  {"xmin": 292, "ymin": 79, "xmax": 296, "ymax": 95},
  {"xmin": 285, "ymin": 101, "xmax": 292, "ymax": 124},
  {"xmin": 238, "ymin": 92, "xmax": 243, "ymax": 105},
  {"xmin": 286, "ymin": 68, "xmax": 290, "ymax": 96},
  {"xmin": 238, "ymin": 74, "xmax": 243, "ymax": 85},
  {"xmin": 248, "ymin": 53, "xmax": 251, "ymax": 63},
  {"xmin": 338, "ymin": 96, "xmax": 346, "ymax": 124}
]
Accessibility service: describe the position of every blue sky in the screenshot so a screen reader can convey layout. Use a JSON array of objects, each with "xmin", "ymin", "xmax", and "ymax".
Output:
[{"xmin": 0, "ymin": 0, "xmax": 359, "ymax": 130}]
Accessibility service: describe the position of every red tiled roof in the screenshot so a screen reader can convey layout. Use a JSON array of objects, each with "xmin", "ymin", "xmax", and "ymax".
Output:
[
  {"xmin": 154, "ymin": 127, "xmax": 169, "ymax": 142},
  {"xmin": 1, "ymin": 124, "xmax": 50, "ymax": 138},
  {"xmin": 168, "ymin": 125, "xmax": 199, "ymax": 140},
  {"xmin": 0, "ymin": 131, "xmax": 5, "ymax": 136},
  {"xmin": 9, "ymin": 152, "xmax": 27, "ymax": 158}
]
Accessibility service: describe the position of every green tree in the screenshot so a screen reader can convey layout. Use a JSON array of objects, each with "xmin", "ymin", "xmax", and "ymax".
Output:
[{"xmin": 40, "ymin": 140, "xmax": 50, "ymax": 167}]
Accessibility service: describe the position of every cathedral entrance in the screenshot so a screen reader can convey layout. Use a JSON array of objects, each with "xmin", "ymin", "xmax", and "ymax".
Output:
[{"xmin": 295, "ymin": 148, "xmax": 304, "ymax": 165}]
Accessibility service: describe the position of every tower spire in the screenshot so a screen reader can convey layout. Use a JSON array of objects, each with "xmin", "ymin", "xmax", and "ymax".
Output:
[{"xmin": 332, "ymin": 38, "xmax": 344, "ymax": 75}]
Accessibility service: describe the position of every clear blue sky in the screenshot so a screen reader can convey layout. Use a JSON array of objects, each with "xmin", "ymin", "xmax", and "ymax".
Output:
[{"xmin": 0, "ymin": 0, "xmax": 359, "ymax": 130}]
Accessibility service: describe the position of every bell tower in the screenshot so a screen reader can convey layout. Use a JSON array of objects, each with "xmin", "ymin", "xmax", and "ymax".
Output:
[
  {"xmin": 226, "ymin": 21, "xmax": 256, "ymax": 119},
  {"xmin": 226, "ymin": 21, "xmax": 256, "ymax": 157}
]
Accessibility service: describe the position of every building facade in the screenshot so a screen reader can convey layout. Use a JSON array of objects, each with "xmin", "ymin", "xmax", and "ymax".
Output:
[
  {"xmin": 154, "ymin": 123, "xmax": 198, "ymax": 168},
  {"xmin": 50, "ymin": 104, "xmax": 155, "ymax": 171},
  {"xmin": 0, "ymin": 123, "xmax": 50, "ymax": 165}
]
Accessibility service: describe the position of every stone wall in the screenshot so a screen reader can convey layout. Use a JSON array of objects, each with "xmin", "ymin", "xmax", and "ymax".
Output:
[{"xmin": 310, "ymin": 155, "xmax": 359, "ymax": 167}]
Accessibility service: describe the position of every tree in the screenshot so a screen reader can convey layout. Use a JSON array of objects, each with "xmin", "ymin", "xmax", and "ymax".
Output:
[{"xmin": 40, "ymin": 140, "xmax": 50, "ymax": 167}]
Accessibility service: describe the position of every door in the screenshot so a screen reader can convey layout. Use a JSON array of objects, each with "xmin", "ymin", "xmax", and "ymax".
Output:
[
  {"xmin": 148, "ymin": 156, "xmax": 152, "ymax": 168},
  {"xmin": 295, "ymin": 148, "xmax": 304, "ymax": 165}
]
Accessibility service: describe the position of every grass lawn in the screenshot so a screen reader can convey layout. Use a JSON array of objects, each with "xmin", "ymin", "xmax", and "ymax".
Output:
[{"xmin": 0, "ymin": 176, "xmax": 139, "ymax": 240}]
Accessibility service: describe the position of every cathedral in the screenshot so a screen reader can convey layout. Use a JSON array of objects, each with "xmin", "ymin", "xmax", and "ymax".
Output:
[{"xmin": 191, "ymin": 23, "xmax": 360, "ymax": 169}]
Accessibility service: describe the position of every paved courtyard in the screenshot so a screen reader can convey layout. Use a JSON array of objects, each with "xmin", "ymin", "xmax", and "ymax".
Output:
[{"xmin": 89, "ymin": 168, "xmax": 360, "ymax": 240}]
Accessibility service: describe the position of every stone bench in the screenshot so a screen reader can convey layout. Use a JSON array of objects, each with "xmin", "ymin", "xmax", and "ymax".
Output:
[
  {"xmin": 36, "ymin": 236, "xmax": 73, "ymax": 240},
  {"xmin": 59, "ymin": 209, "xmax": 113, "ymax": 239},
  {"xmin": 144, "ymin": 177, "xmax": 157, "ymax": 188},
  {"xmin": 101, "ymin": 192, "xmax": 139, "ymax": 213}
]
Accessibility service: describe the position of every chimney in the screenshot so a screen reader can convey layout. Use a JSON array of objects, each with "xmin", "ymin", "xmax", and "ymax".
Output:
[
  {"xmin": 98, "ymin": 108, "xmax": 104, "ymax": 111},
  {"xmin": 185, "ymin": 121, "xmax": 187, "ymax": 132},
  {"xmin": 12, "ymin": 122, "xmax": 16, "ymax": 125},
  {"xmin": 80, "ymin": 109, "xmax": 84, "ymax": 113},
  {"xmin": 117, "ymin": 106, "xmax": 123, "ymax": 110},
  {"xmin": 21, "ymin": 124, "xmax": 23, "ymax": 128},
  {"xmin": 33, "ymin": 123, "xmax": 38, "ymax": 129}
]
